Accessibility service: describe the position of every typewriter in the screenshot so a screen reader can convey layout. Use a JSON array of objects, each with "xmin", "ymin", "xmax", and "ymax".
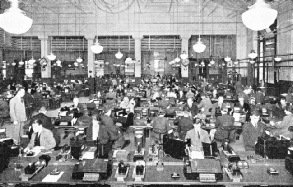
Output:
[{"xmin": 184, "ymin": 159, "xmax": 223, "ymax": 183}]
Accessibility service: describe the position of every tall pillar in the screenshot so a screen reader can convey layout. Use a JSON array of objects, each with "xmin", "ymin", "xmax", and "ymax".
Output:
[
  {"xmin": 181, "ymin": 35, "xmax": 191, "ymax": 79},
  {"xmin": 85, "ymin": 36, "xmax": 95, "ymax": 78},
  {"xmin": 134, "ymin": 35, "xmax": 143, "ymax": 78},
  {"xmin": 38, "ymin": 35, "xmax": 51, "ymax": 78}
]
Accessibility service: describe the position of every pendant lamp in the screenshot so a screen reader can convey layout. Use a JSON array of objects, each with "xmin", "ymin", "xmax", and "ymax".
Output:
[
  {"xmin": 242, "ymin": 0, "xmax": 277, "ymax": 31},
  {"xmin": 193, "ymin": 0, "xmax": 206, "ymax": 53},
  {"xmin": 0, "ymin": 0, "xmax": 33, "ymax": 34}
]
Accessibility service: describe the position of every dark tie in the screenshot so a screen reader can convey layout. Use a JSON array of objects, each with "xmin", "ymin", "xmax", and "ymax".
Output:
[
  {"xmin": 197, "ymin": 131, "xmax": 200, "ymax": 140},
  {"xmin": 34, "ymin": 133, "xmax": 40, "ymax": 146}
]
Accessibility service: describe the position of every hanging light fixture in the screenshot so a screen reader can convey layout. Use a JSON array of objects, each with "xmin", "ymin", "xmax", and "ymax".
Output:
[
  {"xmin": 224, "ymin": 56, "xmax": 231, "ymax": 62},
  {"xmin": 250, "ymin": 60, "xmax": 255, "ymax": 64},
  {"xmin": 194, "ymin": 63, "xmax": 198, "ymax": 67},
  {"xmin": 274, "ymin": 57, "xmax": 281, "ymax": 62},
  {"xmin": 125, "ymin": 36, "xmax": 132, "ymax": 63},
  {"xmin": 56, "ymin": 59, "xmax": 62, "ymax": 67},
  {"xmin": 242, "ymin": 0, "xmax": 278, "ymax": 31},
  {"xmin": 75, "ymin": 9, "xmax": 83, "ymax": 63},
  {"xmin": 12, "ymin": 61, "xmax": 16, "ymax": 66},
  {"xmin": 193, "ymin": 0, "xmax": 206, "ymax": 53},
  {"xmin": 0, "ymin": 0, "xmax": 33, "ymax": 34},
  {"xmin": 47, "ymin": 36, "xmax": 56, "ymax": 60},
  {"xmin": 91, "ymin": 4, "xmax": 103, "ymax": 54},
  {"xmin": 234, "ymin": 60, "xmax": 239, "ymax": 65},
  {"xmin": 248, "ymin": 50, "xmax": 258, "ymax": 59},
  {"xmin": 210, "ymin": 59, "xmax": 215, "ymax": 65},
  {"xmin": 201, "ymin": 60, "xmax": 205, "ymax": 66},
  {"xmin": 115, "ymin": 4, "xmax": 123, "ymax": 59},
  {"xmin": 19, "ymin": 37, "xmax": 24, "ymax": 66},
  {"xmin": 115, "ymin": 36, "xmax": 123, "ymax": 59},
  {"xmin": 74, "ymin": 61, "xmax": 79, "ymax": 67}
]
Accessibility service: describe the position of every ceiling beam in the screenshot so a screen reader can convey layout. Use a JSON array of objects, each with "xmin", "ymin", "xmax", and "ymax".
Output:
[
  {"xmin": 68, "ymin": 0, "xmax": 87, "ymax": 14},
  {"xmin": 168, "ymin": 0, "xmax": 173, "ymax": 13}
]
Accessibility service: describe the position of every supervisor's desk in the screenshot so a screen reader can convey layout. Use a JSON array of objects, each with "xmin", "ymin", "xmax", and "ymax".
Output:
[{"xmin": 1, "ymin": 150, "xmax": 293, "ymax": 187}]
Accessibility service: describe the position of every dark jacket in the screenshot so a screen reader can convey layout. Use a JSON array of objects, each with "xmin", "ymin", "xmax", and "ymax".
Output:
[
  {"xmin": 214, "ymin": 114, "xmax": 235, "ymax": 141},
  {"xmin": 175, "ymin": 117, "xmax": 194, "ymax": 140},
  {"xmin": 183, "ymin": 102, "xmax": 198, "ymax": 117},
  {"xmin": 242, "ymin": 121, "xmax": 267, "ymax": 151}
]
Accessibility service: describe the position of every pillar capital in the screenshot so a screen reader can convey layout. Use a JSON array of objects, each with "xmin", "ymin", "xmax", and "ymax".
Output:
[
  {"xmin": 180, "ymin": 33, "xmax": 192, "ymax": 40},
  {"xmin": 38, "ymin": 35, "xmax": 48, "ymax": 40},
  {"xmin": 84, "ymin": 34, "xmax": 96, "ymax": 41},
  {"xmin": 133, "ymin": 34, "xmax": 144, "ymax": 40}
]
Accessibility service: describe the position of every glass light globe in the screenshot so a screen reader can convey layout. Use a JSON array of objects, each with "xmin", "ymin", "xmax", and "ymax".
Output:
[
  {"xmin": 19, "ymin": 60, "xmax": 24, "ymax": 66},
  {"xmin": 0, "ymin": 0, "xmax": 33, "ymax": 34},
  {"xmin": 47, "ymin": 52, "xmax": 56, "ymax": 61},
  {"xmin": 28, "ymin": 56, "xmax": 36, "ymax": 64},
  {"xmin": 274, "ymin": 57, "xmax": 281, "ymax": 62},
  {"xmin": 76, "ymin": 56, "xmax": 83, "ymax": 63},
  {"xmin": 175, "ymin": 56, "xmax": 181, "ymax": 62},
  {"xmin": 242, "ymin": 0, "xmax": 277, "ymax": 31},
  {"xmin": 125, "ymin": 57, "xmax": 132, "ymax": 63},
  {"xmin": 91, "ymin": 42, "xmax": 103, "ymax": 54},
  {"xmin": 248, "ymin": 50, "xmax": 258, "ymax": 59},
  {"xmin": 115, "ymin": 50, "xmax": 123, "ymax": 59},
  {"xmin": 224, "ymin": 56, "xmax": 231, "ymax": 62},
  {"xmin": 12, "ymin": 62, "xmax": 16, "ymax": 66},
  {"xmin": 56, "ymin": 59, "xmax": 62, "ymax": 66},
  {"xmin": 210, "ymin": 59, "xmax": 215, "ymax": 65},
  {"xmin": 250, "ymin": 60, "xmax": 256, "ymax": 64},
  {"xmin": 193, "ymin": 38, "xmax": 206, "ymax": 53},
  {"xmin": 201, "ymin": 61, "xmax": 205, "ymax": 66},
  {"xmin": 194, "ymin": 63, "xmax": 198, "ymax": 67},
  {"xmin": 180, "ymin": 51, "xmax": 188, "ymax": 60},
  {"xmin": 234, "ymin": 60, "xmax": 239, "ymax": 65},
  {"xmin": 74, "ymin": 62, "xmax": 79, "ymax": 66}
]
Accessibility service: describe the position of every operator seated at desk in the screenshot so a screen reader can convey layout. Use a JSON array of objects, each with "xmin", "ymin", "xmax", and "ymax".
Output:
[
  {"xmin": 214, "ymin": 107, "xmax": 235, "ymax": 143},
  {"xmin": 24, "ymin": 119, "xmax": 56, "ymax": 152},
  {"xmin": 183, "ymin": 97, "xmax": 198, "ymax": 117},
  {"xmin": 174, "ymin": 112, "xmax": 193, "ymax": 140},
  {"xmin": 70, "ymin": 97, "xmax": 84, "ymax": 117},
  {"xmin": 242, "ymin": 110, "xmax": 267, "ymax": 151},
  {"xmin": 267, "ymin": 105, "xmax": 293, "ymax": 139},
  {"xmin": 185, "ymin": 118, "xmax": 211, "ymax": 159},
  {"xmin": 150, "ymin": 110, "xmax": 173, "ymax": 144}
]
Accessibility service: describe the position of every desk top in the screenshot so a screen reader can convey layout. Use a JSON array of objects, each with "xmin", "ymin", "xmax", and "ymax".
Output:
[{"xmin": 1, "ymin": 150, "xmax": 293, "ymax": 186}]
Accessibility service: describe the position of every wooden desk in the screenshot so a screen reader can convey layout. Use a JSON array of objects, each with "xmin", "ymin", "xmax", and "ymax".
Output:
[{"xmin": 1, "ymin": 150, "xmax": 293, "ymax": 186}]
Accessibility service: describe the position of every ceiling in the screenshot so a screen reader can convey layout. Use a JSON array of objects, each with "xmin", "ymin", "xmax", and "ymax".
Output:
[{"xmin": 0, "ymin": 0, "xmax": 288, "ymax": 16}]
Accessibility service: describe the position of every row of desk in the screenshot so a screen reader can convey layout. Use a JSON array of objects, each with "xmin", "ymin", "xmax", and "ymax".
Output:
[{"xmin": 1, "ymin": 147, "xmax": 293, "ymax": 186}]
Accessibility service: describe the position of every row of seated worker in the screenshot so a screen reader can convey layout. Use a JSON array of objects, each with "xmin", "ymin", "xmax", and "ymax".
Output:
[{"xmin": 16, "ymin": 95, "xmax": 293, "ymax": 161}]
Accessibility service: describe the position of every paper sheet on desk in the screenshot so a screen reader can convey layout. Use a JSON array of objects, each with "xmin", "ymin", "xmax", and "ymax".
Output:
[
  {"xmin": 42, "ymin": 171, "xmax": 64, "ymax": 182},
  {"xmin": 24, "ymin": 149, "xmax": 42, "ymax": 157},
  {"xmin": 81, "ymin": 147, "xmax": 96, "ymax": 159}
]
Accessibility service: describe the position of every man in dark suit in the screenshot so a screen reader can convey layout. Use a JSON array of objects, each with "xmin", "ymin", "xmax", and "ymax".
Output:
[
  {"xmin": 183, "ymin": 98, "xmax": 198, "ymax": 117},
  {"xmin": 242, "ymin": 110, "xmax": 267, "ymax": 151},
  {"xmin": 174, "ymin": 113, "xmax": 193, "ymax": 140},
  {"xmin": 99, "ymin": 106, "xmax": 127, "ymax": 149},
  {"xmin": 150, "ymin": 110, "xmax": 173, "ymax": 144},
  {"xmin": 214, "ymin": 108, "xmax": 235, "ymax": 142}
]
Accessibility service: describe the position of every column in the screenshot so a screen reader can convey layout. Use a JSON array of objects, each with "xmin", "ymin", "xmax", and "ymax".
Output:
[
  {"xmin": 133, "ymin": 35, "xmax": 143, "ymax": 78},
  {"xmin": 85, "ymin": 36, "xmax": 95, "ymax": 78},
  {"xmin": 181, "ymin": 34, "xmax": 191, "ymax": 79},
  {"xmin": 38, "ymin": 35, "xmax": 51, "ymax": 78}
]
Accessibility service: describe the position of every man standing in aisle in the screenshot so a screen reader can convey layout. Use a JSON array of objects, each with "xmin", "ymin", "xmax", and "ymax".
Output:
[{"xmin": 9, "ymin": 87, "xmax": 27, "ymax": 144}]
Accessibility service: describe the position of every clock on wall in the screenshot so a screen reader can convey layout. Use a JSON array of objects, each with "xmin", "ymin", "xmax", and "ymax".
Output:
[{"xmin": 181, "ymin": 59, "xmax": 189, "ymax": 67}]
